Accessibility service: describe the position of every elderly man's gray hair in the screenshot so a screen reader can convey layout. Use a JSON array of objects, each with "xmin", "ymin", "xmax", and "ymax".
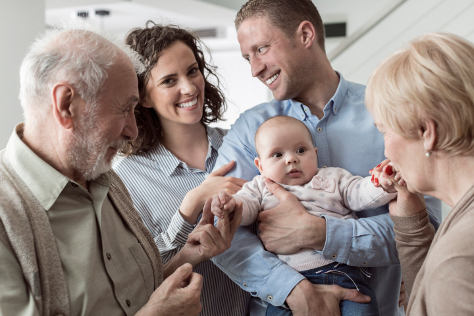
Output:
[{"xmin": 19, "ymin": 22, "xmax": 144, "ymax": 125}]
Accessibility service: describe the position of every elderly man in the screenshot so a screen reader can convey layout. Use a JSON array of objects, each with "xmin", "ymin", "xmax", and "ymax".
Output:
[
  {"xmin": 0, "ymin": 26, "xmax": 241, "ymax": 316},
  {"xmin": 210, "ymin": 0, "xmax": 442, "ymax": 315}
]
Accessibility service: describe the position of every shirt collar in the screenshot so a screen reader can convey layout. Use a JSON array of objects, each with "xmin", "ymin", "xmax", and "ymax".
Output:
[
  {"xmin": 291, "ymin": 71, "xmax": 348, "ymax": 118},
  {"xmin": 5, "ymin": 124, "xmax": 111, "ymax": 210},
  {"xmin": 151, "ymin": 144, "xmax": 182, "ymax": 176},
  {"xmin": 145, "ymin": 126, "xmax": 221, "ymax": 177},
  {"xmin": 330, "ymin": 71, "xmax": 348, "ymax": 116},
  {"xmin": 5, "ymin": 124, "xmax": 70, "ymax": 210},
  {"xmin": 206, "ymin": 126, "xmax": 223, "ymax": 152}
]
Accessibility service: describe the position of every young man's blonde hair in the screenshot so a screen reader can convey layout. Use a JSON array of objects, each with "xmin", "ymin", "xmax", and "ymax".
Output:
[{"xmin": 366, "ymin": 32, "xmax": 474, "ymax": 156}]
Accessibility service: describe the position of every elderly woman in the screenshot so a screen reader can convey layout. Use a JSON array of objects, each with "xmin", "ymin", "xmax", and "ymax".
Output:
[
  {"xmin": 114, "ymin": 23, "xmax": 249, "ymax": 315},
  {"xmin": 367, "ymin": 33, "xmax": 474, "ymax": 315}
]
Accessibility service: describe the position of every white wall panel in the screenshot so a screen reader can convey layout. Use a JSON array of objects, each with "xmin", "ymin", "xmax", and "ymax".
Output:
[
  {"xmin": 0, "ymin": 0, "xmax": 45, "ymax": 149},
  {"xmin": 331, "ymin": 0, "xmax": 474, "ymax": 85}
]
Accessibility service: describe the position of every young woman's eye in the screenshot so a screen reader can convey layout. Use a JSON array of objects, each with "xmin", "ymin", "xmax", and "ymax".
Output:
[
  {"xmin": 296, "ymin": 147, "xmax": 306, "ymax": 154},
  {"xmin": 162, "ymin": 78, "xmax": 174, "ymax": 85},
  {"xmin": 271, "ymin": 152, "xmax": 282, "ymax": 158},
  {"xmin": 189, "ymin": 67, "xmax": 199, "ymax": 75}
]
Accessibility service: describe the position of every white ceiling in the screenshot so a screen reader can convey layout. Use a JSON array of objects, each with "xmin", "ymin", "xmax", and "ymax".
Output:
[
  {"xmin": 45, "ymin": 0, "xmax": 402, "ymax": 55},
  {"xmin": 46, "ymin": 0, "xmax": 238, "ymax": 39}
]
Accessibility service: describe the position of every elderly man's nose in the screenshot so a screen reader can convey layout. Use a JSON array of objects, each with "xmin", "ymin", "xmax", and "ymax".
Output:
[{"xmin": 122, "ymin": 111, "xmax": 138, "ymax": 141}]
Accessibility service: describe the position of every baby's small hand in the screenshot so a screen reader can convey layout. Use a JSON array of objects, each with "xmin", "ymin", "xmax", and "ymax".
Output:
[
  {"xmin": 370, "ymin": 160, "xmax": 406, "ymax": 193},
  {"xmin": 210, "ymin": 191, "xmax": 236, "ymax": 219}
]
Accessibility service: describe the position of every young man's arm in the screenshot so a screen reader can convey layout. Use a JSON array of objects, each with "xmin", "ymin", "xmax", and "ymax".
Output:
[{"xmin": 211, "ymin": 112, "xmax": 441, "ymax": 309}]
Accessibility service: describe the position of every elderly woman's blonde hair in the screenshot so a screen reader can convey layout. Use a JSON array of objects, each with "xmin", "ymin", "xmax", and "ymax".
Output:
[{"xmin": 366, "ymin": 32, "xmax": 474, "ymax": 156}]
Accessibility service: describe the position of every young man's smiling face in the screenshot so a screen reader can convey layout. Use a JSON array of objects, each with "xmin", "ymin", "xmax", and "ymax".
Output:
[{"xmin": 237, "ymin": 16, "xmax": 310, "ymax": 102}]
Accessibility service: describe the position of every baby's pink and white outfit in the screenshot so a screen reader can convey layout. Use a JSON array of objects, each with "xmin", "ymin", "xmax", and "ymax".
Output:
[{"xmin": 234, "ymin": 167, "xmax": 397, "ymax": 272}]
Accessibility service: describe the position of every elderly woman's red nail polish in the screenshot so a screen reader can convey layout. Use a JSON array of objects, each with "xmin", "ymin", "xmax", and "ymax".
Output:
[
  {"xmin": 371, "ymin": 174, "xmax": 374, "ymax": 182},
  {"xmin": 376, "ymin": 163, "xmax": 382, "ymax": 168},
  {"xmin": 385, "ymin": 165, "xmax": 393, "ymax": 176},
  {"xmin": 374, "ymin": 178, "xmax": 379, "ymax": 186},
  {"xmin": 369, "ymin": 169, "xmax": 373, "ymax": 173}
]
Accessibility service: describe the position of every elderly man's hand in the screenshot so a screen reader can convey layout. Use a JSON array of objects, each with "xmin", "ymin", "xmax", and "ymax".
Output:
[
  {"xmin": 257, "ymin": 179, "xmax": 326, "ymax": 254},
  {"xmin": 286, "ymin": 280, "xmax": 371, "ymax": 316},
  {"xmin": 181, "ymin": 197, "xmax": 243, "ymax": 267},
  {"xmin": 136, "ymin": 263, "xmax": 202, "ymax": 316}
]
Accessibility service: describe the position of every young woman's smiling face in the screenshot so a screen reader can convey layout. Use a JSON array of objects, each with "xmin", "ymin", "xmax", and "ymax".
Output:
[{"xmin": 144, "ymin": 40, "xmax": 205, "ymax": 129}]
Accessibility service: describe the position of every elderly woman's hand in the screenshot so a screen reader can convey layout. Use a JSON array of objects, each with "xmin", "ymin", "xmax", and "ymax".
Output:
[{"xmin": 370, "ymin": 160, "xmax": 426, "ymax": 217}]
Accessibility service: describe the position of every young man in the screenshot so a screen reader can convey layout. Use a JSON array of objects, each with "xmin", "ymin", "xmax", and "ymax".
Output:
[{"xmin": 210, "ymin": 0, "xmax": 442, "ymax": 315}]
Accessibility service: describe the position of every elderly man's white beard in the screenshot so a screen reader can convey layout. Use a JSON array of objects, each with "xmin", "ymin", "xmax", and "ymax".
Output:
[{"xmin": 67, "ymin": 109, "xmax": 126, "ymax": 181}]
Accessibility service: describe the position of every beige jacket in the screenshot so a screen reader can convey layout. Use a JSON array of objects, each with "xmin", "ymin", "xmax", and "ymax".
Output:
[
  {"xmin": 0, "ymin": 151, "xmax": 163, "ymax": 316},
  {"xmin": 392, "ymin": 184, "xmax": 474, "ymax": 315}
]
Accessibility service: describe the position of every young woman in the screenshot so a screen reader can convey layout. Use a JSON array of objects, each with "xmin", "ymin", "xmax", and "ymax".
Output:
[{"xmin": 114, "ymin": 22, "xmax": 249, "ymax": 315}]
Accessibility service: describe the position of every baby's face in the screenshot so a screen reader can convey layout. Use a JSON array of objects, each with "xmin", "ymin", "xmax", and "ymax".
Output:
[{"xmin": 255, "ymin": 122, "xmax": 318, "ymax": 185}]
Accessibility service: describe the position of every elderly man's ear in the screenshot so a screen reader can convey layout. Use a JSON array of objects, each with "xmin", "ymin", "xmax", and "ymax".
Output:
[{"xmin": 51, "ymin": 82, "xmax": 83, "ymax": 130}]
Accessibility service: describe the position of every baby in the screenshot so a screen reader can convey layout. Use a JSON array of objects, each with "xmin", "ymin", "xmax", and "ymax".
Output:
[{"xmin": 211, "ymin": 116, "xmax": 397, "ymax": 316}]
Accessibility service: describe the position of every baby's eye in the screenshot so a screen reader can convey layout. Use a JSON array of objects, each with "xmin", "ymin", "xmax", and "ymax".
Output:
[
  {"xmin": 296, "ymin": 147, "xmax": 306, "ymax": 154},
  {"xmin": 271, "ymin": 152, "xmax": 282, "ymax": 158}
]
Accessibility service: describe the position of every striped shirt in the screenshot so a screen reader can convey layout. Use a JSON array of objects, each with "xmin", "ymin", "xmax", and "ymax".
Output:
[{"xmin": 114, "ymin": 126, "xmax": 249, "ymax": 316}]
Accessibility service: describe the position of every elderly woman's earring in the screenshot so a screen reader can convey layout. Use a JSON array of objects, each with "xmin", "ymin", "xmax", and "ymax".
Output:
[{"xmin": 425, "ymin": 148, "xmax": 432, "ymax": 158}]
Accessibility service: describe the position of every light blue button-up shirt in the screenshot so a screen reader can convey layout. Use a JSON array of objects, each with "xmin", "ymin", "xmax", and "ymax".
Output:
[{"xmin": 211, "ymin": 74, "xmax": 441, "ymax": 316}]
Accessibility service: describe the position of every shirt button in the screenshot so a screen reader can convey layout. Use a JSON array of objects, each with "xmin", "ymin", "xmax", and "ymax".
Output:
[
  {"xmin": 363, "ymin": 262, "xmax": 367, "ymax": 266},
  {"xmin": 317, "ymin": 127, "xmax": 323, "ymax": 133},
  {"xmin": 106, "ymin": 253, "xmax": 111, "ymax": 260},
  {"xmin": 323, "ymin": 166, "xmax": 327, "ymax": 168},
  {"xmin": 126, "ymin": 300, "xmax": 131, "ymax": 307},
  {"xmin": 243, "ymin": 283, "xmax": 248, "ymax": 287},
  {"xmin": 334, "ymin": 106, "xmax": 337, "ymax": 112},
  {"xmin": 267, "ymin": 295, "xmax": 273, "ymax": 301},
  {"xmin": 332, "ymin": 254, "xmax": 337, "ymax": 259}
]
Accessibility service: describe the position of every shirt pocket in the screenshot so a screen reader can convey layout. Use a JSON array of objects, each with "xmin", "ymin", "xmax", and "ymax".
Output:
[{"xmin": 129, "ymin": 243, "xmax": 155, "ymax": 297}]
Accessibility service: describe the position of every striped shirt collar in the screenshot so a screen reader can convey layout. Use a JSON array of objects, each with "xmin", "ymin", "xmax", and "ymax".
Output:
[{"xmin": 142, "ymin": 126, "xmax": 222, "ymax": 177}]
